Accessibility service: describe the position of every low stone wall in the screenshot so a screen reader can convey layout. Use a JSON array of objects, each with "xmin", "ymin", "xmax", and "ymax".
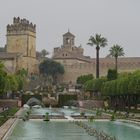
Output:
[
  {"xmin": 0, "ymin": 118, "xmax": 17, "ymax": 140},
  {"xmin": 0, "ymin": 100, "xmax": 19, "ymax": 108},
  {"xmin": 79, "ymin": 100, "xmax": 104, "ymax": 109}
]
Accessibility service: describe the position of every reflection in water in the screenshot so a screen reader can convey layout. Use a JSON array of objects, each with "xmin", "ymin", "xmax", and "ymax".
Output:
[
  {"xmin": 8, "ymin": 120, "xmax": 140, "ymax": 140},
  {"xmin": 86, "ymin": 121, "xmax": 140, "ymax": 140},
  {"xmin": 7, "ymin": 121, "xmax": 96, "ymax": 140}
]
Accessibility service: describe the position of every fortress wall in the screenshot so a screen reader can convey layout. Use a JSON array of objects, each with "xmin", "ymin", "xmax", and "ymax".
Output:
[
  {"xmin": 20, "ymin": 57, "xmax": 38, "ymax": 74},
  {"xmin": 60, "ymin": 57, "xmax": 140, "ymax": 83}
]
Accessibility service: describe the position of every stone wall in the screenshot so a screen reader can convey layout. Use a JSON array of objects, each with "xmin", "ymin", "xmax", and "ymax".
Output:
[
  {"xmin": 55, "ymin": 57, "xmax": 140, "ymax": 83},
  {"xmin": 79, "ymin": 100, "xmax": 104, "ymax": 109},
  {"xmin": 20, "ymin": 56, "xmax": 38, "ymax": 74},
  {"xmin": 3, "ymin": 59, "xmax": 16, "ymax": 73}
]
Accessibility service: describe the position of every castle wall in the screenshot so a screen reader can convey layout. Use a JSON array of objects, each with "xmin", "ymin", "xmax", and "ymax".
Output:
[
  {"xmin": 63, "ymin": 63, "xmax": 95, "ymax": 83},
  {"xmin": 19, "ymin": 56, "xmax": 38, "ymax": 74},
  {"xmin": 53, "ymin": 31, "xmax": 140, "ymax": 84},
  {"xmin": 55, "ymin": 57, "xmax": 140, "ymax": 84},
  {"xmin": 55, "ymin": 58, "xmax": 88, "ymax": 65},
  {"xmin": 2, "ymin": 59, "xmax": 16, "ymax": 73}
]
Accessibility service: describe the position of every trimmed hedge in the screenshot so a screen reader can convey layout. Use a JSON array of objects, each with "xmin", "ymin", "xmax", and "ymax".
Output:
[{"xmin": 58, "ymin": 94, "xmax": 78, "ymax": 107}]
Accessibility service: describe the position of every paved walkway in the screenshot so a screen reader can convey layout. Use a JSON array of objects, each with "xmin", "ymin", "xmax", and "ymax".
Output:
[
  {"xmin": 64, "ymin": 115, "xmax": 74, "ymax": 121},
  {"xmin": 0, "ymin": 118, "xmax": 16, "ymax": 140},
  {"xmin": 0, "ymin": 108, "xmax": 23, "ymax": 140},
  {"xmin": 14, "ymin": 108, "xmax": 24, "ymax": 118}
]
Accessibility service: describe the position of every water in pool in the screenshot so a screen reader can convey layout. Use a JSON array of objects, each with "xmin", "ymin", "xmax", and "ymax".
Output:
[
  {"xmin": 7, "ymin": 120, "xmax": 96, "ymax": 140},
  {"xmin": 7, "ymin": 120, "xmax": 140, "ymax": 140},
  {"xmin": 86, "ymin": 121, "xmax": 140, "ymax": 140}
]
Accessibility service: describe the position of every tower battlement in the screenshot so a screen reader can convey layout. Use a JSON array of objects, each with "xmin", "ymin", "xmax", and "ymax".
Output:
[{"xmin": 7, "ymin": 17, "xmax": 36, "ymax": 33}]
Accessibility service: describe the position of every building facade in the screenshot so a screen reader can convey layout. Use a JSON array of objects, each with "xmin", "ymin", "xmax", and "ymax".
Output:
[{"xmin": 53, "ymin": 31, "xmax": 140, "ymax": 84}]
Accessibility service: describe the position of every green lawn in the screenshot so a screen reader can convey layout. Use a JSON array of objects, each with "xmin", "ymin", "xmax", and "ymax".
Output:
[{"xmin": 0, "ymin": 107, "xmax": 19, "ymax": 126}]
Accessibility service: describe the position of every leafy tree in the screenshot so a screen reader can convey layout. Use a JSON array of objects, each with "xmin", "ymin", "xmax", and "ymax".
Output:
[
  {"xmin": 16, "ymin": 68, "xmax": 27, "ymax": 77},
  {"xmin": 39, "ymin": 59, "xmax": 64, "ymax": 84},
  {"xmin": 76, "ymin": 74, "xmax": 94, "ymax": 85},
  {"xmin": 6, "ymin": 75, "xmax": 18, "ymax": 92},
  {"xmin": 87, "ymin": 34, "xmax": 108, "ymax": 78},
  {"xmin": 84, "ymin": 77, "xmax": 107, "ymax": 98},
  {"xmin": 41, "ymin": 49, "xmax": 49, "ymax": 58},
  {"xmin": 117, "ymin": 72, "xmax": 131, "ymax": 79},
  {"xmin": 84, "ymin": 79, "xmax": 94, "ymax": 91},
  {"xmin": 107, "ymin": 69, "xmax": 117, "ymax": 80},
  {"xmin": 92, "ymin": 77, "xmax": 107, "ymax": 92},
  {"xmin": 15, "ymin": 75, "xmax": 24, "ymax": 90},
  {"xmin": 16, "ymin": 69, "xmax": 27, "ymax": 90},
  {"xmin": 36, "ymin": 49, "xmax": 49, "ymax": 59},
  {"xmin": 0, "ymin": 62, "xmax": 7, "ymax": 94},
  {"xmin": 101, "ymin": 71, "xmax": 140, "ymax": 110},
  {"xmin": 0, "ymin": 62, "xmax": 26, "ymax": 97},
  {"xmin": 109, "ymin": 44, "xmax": 124, "ymax": 71}
]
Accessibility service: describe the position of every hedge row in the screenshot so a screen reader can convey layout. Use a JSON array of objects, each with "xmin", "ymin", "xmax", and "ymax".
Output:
[
  {"xmin": 102, "ymin": 71, "xmax": 140, "ymax": 96},
  {"xmin": 58, "ymin": 94, "xmax": 78, "ymax": 107}
]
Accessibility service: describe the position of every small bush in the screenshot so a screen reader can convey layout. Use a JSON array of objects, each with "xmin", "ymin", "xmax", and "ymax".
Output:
[
  {"xmin": 80, "ymin": 112, "xmax": 85, "ymax": 117},
  {"xmin": 89, "ymin": 116, "xmax": 95, "ymax": 122},
  {"xmin": 110, "ymin": 113, "xmax": 115, "ymax": 121}
]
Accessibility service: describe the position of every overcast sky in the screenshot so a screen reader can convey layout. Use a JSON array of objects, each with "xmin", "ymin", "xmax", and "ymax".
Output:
[{"xmin": 0, "ymin": 0, "xmax": 140, "ymax": 58}]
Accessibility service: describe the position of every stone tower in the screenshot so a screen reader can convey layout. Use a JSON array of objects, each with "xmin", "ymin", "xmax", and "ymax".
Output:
[
  {"xmin": 63, "ymin": 30, "xmax": 75, "ymax": 47},
  {"xmin": 6, "ymin": 17, "xmax": 36, "ymax": 58},
  {"xmin": 6, "ymin": 17, "xmax": 38, "ymax": 74},
  {"xmin": 53, "ymin": 31, "xmax": 84, "ymax": 57}
]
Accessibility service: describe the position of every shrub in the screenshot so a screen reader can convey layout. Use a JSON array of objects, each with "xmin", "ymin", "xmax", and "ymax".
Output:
[{"xmin": 58, "ymin": 94, "xmax": 77, "ymax": 107}]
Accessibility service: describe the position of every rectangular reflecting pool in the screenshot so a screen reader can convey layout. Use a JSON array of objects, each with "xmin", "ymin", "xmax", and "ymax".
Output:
[
  {"xmin": 7, "ymin": 120, "xmax": 140, "ymax": 140},
  {"xmin": 86, "ymin": 121, "xmax": 140, "ymax": 140},
  {"xmin": 7, "ymin": 120, "xmax": 96, "ymax": 140}
]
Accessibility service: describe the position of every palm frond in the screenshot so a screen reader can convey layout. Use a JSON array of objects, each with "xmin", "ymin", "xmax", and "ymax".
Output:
[
  {"xmin": 87, "ymin": 33, "xmax": 108, "ymax": 48},
  {"xmin": 109, "ymin": 44, "xmax": 125, "ymax": 58}
]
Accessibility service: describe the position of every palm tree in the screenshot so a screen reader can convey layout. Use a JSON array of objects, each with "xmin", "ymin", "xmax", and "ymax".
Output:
[
  {"xmin": 109, "ymin": 44, "xmax": 124, "ymax": 71},
  {"xmin": 87, "ymin": 34, "xmax": 108, "ymax": 78}
]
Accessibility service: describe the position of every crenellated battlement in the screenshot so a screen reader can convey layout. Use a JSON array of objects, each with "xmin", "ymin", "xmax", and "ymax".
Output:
[{"xmin": 7, "ymin": 17, "xmax": 36, "ymax": 33}]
